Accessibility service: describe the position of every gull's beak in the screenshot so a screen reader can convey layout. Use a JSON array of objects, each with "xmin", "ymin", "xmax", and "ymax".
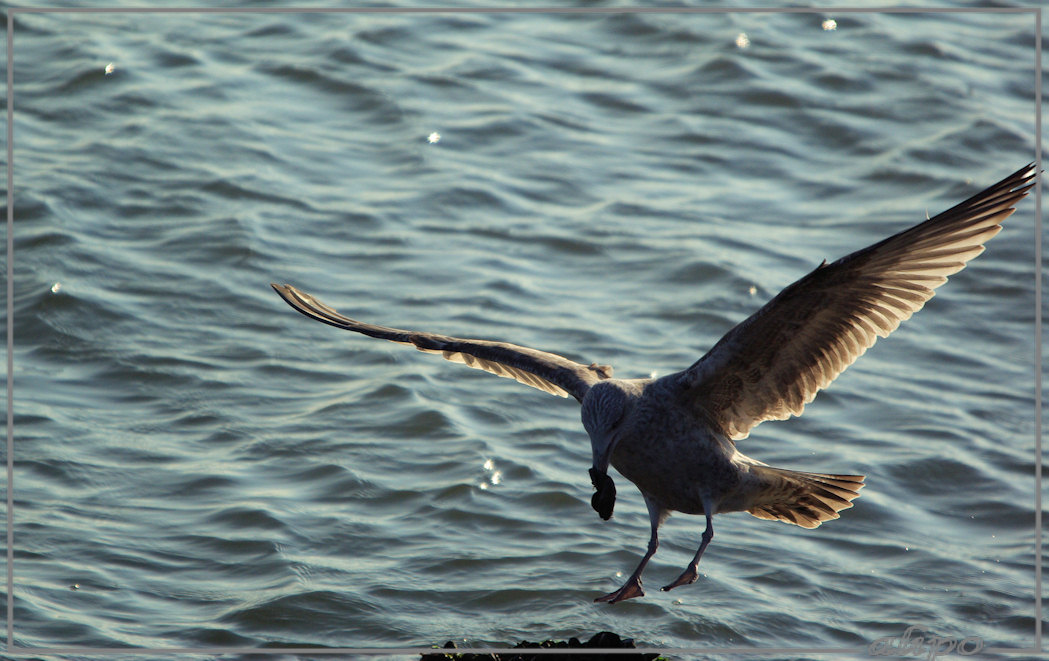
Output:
[{"xmin": 589, "ymin": 434, "xmax": 621, "ymax": 520}]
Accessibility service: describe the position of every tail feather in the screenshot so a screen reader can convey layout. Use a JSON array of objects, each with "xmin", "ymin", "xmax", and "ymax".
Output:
[{"xmin": 746, "ymin": 467, "xmax": 864, "ymax": 529}]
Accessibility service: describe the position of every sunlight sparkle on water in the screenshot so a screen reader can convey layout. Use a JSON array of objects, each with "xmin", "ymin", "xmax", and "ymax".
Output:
[
  {"xmin": 427, "ymin": 131, "xmax": 441, "ymax": 144},
  {"xmin": 735, "ymin": 33, "xmax": 750, "ymax": 49},
  {"xmin": 480, "ymin": 458, "xmax": 500, "ymax": 489}
]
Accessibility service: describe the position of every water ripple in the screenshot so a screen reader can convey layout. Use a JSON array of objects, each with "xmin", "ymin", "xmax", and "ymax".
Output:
[{"xmin": 10, "ymin": 6, "xmax": 1037, "ymax": 654}]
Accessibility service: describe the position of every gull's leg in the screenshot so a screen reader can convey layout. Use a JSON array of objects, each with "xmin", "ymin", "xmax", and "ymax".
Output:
[
  {"xmin": 596, "ymin": 494, "xmax": 667, "ymax": 604},
  {"xmin": 661, "ymin": 497, "xmax": 715, "ymax": 592}
]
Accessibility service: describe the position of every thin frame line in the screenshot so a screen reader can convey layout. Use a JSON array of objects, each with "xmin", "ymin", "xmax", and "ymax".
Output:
[
  {"xmin": 1033, "ymin": 6, "xmax": 1044, "ymax": 655},
  {"xmin": 4, "ymin": 6, "xmax": 1041, "ymax": 13},
  {"xmin": 6, "ymin": 6, "xmax": 14, "ymax": 654},
  {"xmin": 0, "ymin": 646, "xmax": 867, "ymax": 656},
  {"xmin": 3, "ymin": 646, "xmax": 1044, "ymax": 656},
  {"xmin": 4, "ymin": 5, "xmax": 1043, "ymax": 657}
]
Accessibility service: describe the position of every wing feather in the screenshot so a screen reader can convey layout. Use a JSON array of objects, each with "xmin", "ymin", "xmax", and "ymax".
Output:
[
  {"xmin": 271, "ymin": 283, "xmax": 611, "ymax": 402},
  {"xmin": 673, "ymin": 164, "xmax": 1036, "ymax": 440}
]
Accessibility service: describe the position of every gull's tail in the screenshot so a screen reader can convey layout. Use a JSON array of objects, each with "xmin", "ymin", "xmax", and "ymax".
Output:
[{"xmin": 746, "ymin": 467, "xmax": 864, "ymax": 529}]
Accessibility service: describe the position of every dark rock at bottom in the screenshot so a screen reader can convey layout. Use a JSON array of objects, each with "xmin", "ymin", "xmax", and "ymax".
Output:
[{"xmin": 421, "ymin": 631, "xmax": 662, "ymax": 661}]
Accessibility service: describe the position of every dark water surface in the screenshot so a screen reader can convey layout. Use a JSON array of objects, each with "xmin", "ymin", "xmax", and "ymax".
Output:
[{"xmin": 6, "ymin": 4, "xmax": 1041, "ymax": 659}]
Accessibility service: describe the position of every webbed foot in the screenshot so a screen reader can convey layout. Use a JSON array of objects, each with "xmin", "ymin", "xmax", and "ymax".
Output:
[
  {"xmin": 595, "ymin": 576, "xmax": 645, "ymax": 604},
  {"xmin": 660, "ymin": 565, "xmax": 699, "ymax": 592}
]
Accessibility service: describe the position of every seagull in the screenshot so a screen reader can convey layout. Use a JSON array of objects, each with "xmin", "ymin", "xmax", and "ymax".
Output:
[{"xmin": 273, "ymin": 164, "xmax": 1036, "ymax": 604}]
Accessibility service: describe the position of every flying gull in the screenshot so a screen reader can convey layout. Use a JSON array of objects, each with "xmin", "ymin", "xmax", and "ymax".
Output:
[{"xmin": 273, "ymin": 164, "xmax": 1036, "ymax": 604}]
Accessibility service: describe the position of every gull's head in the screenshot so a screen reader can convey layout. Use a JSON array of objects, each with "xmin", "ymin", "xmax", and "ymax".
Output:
[
  {"xmin": 582, "ymin": 380, "xmax": 635, "ymax": 521},
  {"xmin": 582, "ymin": 380, "xmax": 633, "ymax": 467}
]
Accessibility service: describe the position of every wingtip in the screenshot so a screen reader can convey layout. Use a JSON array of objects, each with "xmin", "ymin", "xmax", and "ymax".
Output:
[
  {"xmin": 271, "ymin": 283, "xmax": 300, "ymax": 307},
  {"xmin": 1016, "ymin": 162, "xmax": 1039, "ymax": 185}
]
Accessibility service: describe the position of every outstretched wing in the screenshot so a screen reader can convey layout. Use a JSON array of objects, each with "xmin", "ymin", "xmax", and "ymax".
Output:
[
  {"xmin": 673, "ymin": 164, "xmax": 1037, "ymax": 440},
  {"xmin": 272, "ymin": 284, "xmax": 612, "ymax": 402}
]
